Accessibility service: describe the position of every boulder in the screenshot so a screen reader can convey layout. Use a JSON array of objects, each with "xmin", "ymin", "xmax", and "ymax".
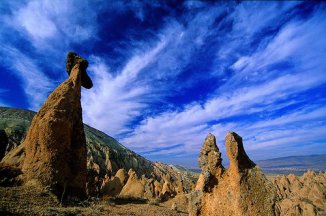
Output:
[
  {"xmin": 176, "ymin": 174, "xmax": 184, "ymax": 194},
  {"xmin": 143, "ymin": 177, "xmax": 156, "ymax": 199},
  {"xmin": 66, "ymin": 52, "xmax": 93, "ymax": 89}
]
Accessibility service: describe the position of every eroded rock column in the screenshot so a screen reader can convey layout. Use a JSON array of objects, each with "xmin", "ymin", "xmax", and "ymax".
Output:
[
  {"xmin": 22, "ymin": 52, "xmax": 92, "ymax": 198},
  {"xmin": 191, "ymin": 132, "xmax": 277, "ymax": 216}
]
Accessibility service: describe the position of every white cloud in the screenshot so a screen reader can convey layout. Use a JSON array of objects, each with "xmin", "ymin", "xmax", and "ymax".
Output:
[
  {"xmin": 82, "ymin": 39, "xmax": 168, "ymax": 136},
  {"xmin": 11, "ymin": 0, "xmax": 98, "ymax": 49},
  {"xmin": 230, "ymin": 9, "xmax": 326, "ymax": 83},
  {"xmin": 81, "ymin": 7, "xmax": 226, "ymax": 138},
  {"xmin": 232, "ymin": 2, "xmax": 299, "ymax": 38},
  {"xmin": 248, "ymin": 125, "xmax": 326, "ymax": 150},
  {"xmin": 248, "ymin": 106, "xmax": 326, "ymax": 130},
  {"xmin": 15, "ymin": 1, "xmax": 58, "ymax": 40},
  {"xmin": 0, "ymin": 1, "xmax": 325, "ymax": 166},
  {"xmin": 120, "ymin": 70, "xmax": 326, "ymax": 154},
  {"xmin": 0, "ymin": 46, "xmax": 54, "ymax": 110},
  {"xmin": 0, "ymin": 0, "xmax": 99, "ymax": 109},
  {"xmin": 119, "ymin": 5, "xmax": 326, "ymax": 162}
]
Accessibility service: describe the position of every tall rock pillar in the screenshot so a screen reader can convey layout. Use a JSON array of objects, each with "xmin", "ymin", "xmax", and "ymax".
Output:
[{"xmin": 22, "ymin": 52, "xmax": 92, "ymax": 198}]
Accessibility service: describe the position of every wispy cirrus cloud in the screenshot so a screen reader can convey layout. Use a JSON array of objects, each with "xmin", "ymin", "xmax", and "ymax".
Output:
[
  {"xmin": 11, "ymin": 0, "xmax": 99, "ymax": 49},
  {"xmin": 81, "ymin": 6, "xmax": 227, "ymax": 137},
  {"xmin": 0, "ymin": 1, "xmax": 325, "ymax": 167},
  {"xmin": 0, "ymin": 45, "xmax": 54, "ymax": 110},
  {"xmin": 119, "ymin": 3, "xmax": 326, "ymax": 165},
  {"xmin": 0, "ymin": 0, "xmax": 101, "ymax": 109},
  {"xmin": 82, "ymin": 39, "xmax": 168, "ymax": 136}
]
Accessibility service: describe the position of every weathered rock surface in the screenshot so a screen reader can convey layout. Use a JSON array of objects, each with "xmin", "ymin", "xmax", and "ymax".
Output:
[
  {"xmin": 196, "ymin": 133, "xmax": 224, "ymax": 192},
  {"xmin": 274, "ymin": 170, "xmax": 326, "ymax": 215},
  {"xmin": 21, "ymin": 52, "xmax": 91, "ymax": 198},
  {"xmin": 100, "ymin": 168, "xmax": 127, "ymax": 196},
  {"xmin": 0, "ymin": 107, "xmax": 196, "ymax": 198},
  {"xmin": 191, "ymin": 132, "xmax": 276, "ymax": 216},
  {"xmin": 162, "ymin": 174, "xmax": 176, "ymax": 201},
  {"xmin": 66, "ymin": 52, "xmax": 93, "ymax": 89},
  {"xmin": 198, "ymin": 133, "xmax": 223, "ymax": 177},
  {"xmin": 119, "ymin": 169, "xmax": 145, "ymax": 198}
]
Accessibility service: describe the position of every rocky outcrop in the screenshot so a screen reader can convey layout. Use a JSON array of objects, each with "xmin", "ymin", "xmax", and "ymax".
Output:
[
  {"xmin": 100, "ymin": 168, "xmax": 127, "ymax": 196},
  {"xmin": 66, "ymin": 52, "xmax": 93, "ymax": 89},
  {"xmin": 154, "ymin": 179, "xmax": 163, "ymax": 198},
  {"xmin": 0, "ymin": 107, "xmax": 197, "ymax": 198},
  {"xmin": 190, "ymin": 132, "xmax": 276, "ymax": 216},
  {"xmin": 196, "ymin": 133, "xmax": 224, "ymax": 192},
  {"xmin": 119, "ymin": 169, "xmax": 145, "ymax": 198},
  {"xmin": 274, "ymin": 170, "xmax": 326, "ymax": 215},
  {"xmin": 21, "ymin": 52, "xmax": 91, "ymax": 198},
  {"xmin": 176, "ymin": 174, "xmax": 184, "ymax": 194},
  {"xmin": 162, "ymin": 174, "xmax": 176, "ymax": 201}
]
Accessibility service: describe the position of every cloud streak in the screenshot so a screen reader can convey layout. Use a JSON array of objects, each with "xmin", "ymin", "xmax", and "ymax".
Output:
[
  {"xmin": 0, "ymin": 45, "xmax": 54, "ymax": 110},
  {"xmin": 0, "ymin": 1, "xmax": 325, "ymax": 167}
]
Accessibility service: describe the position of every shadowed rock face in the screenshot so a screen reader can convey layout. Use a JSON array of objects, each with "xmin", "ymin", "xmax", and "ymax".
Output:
[
  {"xmin": 66, "ymin": 52, "xmax": 93, "ymax": 89},
  {"xmin": 22, "ymin": 52, "xmax": 92, "ymax": 198},
  {"xmin": 190, "ymin": 132, "xmax": 276, "ymax": 216},
  {"xmin": 0, "ymin": 130, "xmax": 8, "ymax": 160},
  {"xmin": 226, "ymin": 132, "xmax": 255, "ymax": 172}
]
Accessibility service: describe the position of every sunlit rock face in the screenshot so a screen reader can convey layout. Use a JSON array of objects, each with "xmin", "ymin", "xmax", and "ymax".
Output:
[
  {"xmin": 22, "ymin": 52, "xmax": 92, "ymax": 198},
  {"xmin": 0, "ymin": 107, "xmax": 196, "ymax": 199},
  {"xmin": 274, "ymin": 170, "xmax": 326, "ymax": 215},
  {"xmin": 190, "ymin": 132, "xmax": 276, "ymax": 216}
]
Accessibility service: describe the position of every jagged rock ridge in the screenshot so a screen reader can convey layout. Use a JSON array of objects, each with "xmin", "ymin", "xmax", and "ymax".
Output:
[
  {"xmin": 190, "ymin": 132, "xmax": 276, "ymax": 216},
  {"xmin": 274, "ymin": 170, "xmax": 326, "ymax": 215}
]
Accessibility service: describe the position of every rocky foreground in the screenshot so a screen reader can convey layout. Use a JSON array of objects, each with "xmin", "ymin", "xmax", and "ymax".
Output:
[
  {"xmin": 1, "ymin": 116, "xmax": 325, "ymax": 215},
  {"xmin": 0, "ymin": 107, "xmax": 196, "ymax": 199},
  {"xmin": 188, "ymin": 133, "xmax": 326, "ymax": 216}
]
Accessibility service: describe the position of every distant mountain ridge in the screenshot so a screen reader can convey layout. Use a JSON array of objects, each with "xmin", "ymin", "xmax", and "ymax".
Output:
[
  {"xmin": 256, "ymin": 154, "xmax": 326, "ymax": 175},
  {"xmin": 189, "ymin": 154, "xmax": 326, "ymax": 175}
]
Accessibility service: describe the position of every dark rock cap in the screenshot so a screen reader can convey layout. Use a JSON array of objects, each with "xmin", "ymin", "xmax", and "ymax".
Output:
[{"xmin": 66, "ymin": 52, "xmax": 93, "ymax": 89}]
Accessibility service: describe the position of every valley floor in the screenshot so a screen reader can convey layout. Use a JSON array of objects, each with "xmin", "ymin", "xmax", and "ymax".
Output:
[{"xmin": 0, "ymin": 183, "xmax": 188, "ymax": 216}]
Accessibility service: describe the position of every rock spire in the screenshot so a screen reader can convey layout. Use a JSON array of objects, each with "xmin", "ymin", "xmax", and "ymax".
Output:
[{"xmin": 22, "ymin": 52, "xmax": 92, "ymax": 198}]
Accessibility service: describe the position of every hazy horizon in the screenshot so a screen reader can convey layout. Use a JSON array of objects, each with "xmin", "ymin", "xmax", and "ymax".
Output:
[{"xmin": 0, "ymin": 1, "xmax": 325, "ymax": 167}]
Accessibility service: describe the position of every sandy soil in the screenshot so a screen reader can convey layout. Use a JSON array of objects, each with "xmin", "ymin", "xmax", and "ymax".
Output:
[{"xmin": 0, "ymin": 182, "xmax": 188, "ymax": 216}]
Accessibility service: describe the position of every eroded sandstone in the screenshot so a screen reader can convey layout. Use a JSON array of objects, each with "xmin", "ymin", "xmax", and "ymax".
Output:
[
  {"xmin": 21, "ymin": 52, "xmax": 92, "ymax": 198},
  {"xmin": 191, "ymin": 132, "xmax": 276, "ymax": 216}
]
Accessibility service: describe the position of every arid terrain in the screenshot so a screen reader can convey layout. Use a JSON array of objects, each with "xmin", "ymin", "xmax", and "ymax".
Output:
[
  {"xmin": 0, "ymin": 107, "xmax": 325, "ymax": 215},
  {"xmin": 0, "ymin": 53, "xmax": 325, "ymax": 215}
]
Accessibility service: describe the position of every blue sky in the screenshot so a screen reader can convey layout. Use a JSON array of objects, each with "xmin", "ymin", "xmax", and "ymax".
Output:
[{"xmin": 0, "ymin": 1, "xmax": 325, "ymax": 168}]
